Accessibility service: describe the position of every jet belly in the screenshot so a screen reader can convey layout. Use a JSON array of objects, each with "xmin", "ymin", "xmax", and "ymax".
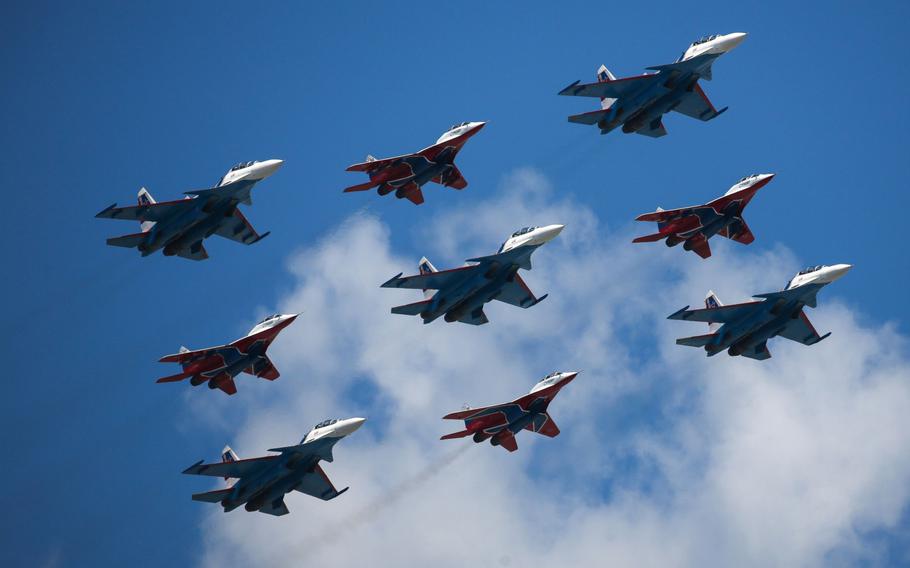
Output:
[
  {"xmin": 139, "ymin": 203, "xmax": 206, "ymax": 255},
  {"xmin": 440, "ymin": 267, "xmax": 518, "ymax": 323},
  {"xmin": 163, "ymin": 200, "xmax": 235, "ymax": 255}
]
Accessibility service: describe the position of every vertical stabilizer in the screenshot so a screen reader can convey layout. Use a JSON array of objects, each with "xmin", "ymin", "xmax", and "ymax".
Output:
[
  {"xmin": 137, "ymin": 187, "xmax": 157, "ymax": 233},
  {"xmin": 705, "ymin": 290, "xmax": 723, "ymax": 333},
  {"xmin": 597, "ymin": 65, "xmax": 617, "ymax": 110},
  {"xmin": 221, "ymin": 445, "xmax": 239, "ymax": 487},
  {"xmin": 418, "ymin": 257, "xmax": 438, "ymax": 299}
]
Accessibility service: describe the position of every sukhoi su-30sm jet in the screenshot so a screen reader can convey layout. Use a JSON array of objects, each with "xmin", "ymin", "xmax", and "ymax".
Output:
[
  {"xmin": 559, "ymin": 33, "xmax": 746, "ymax": 137},
  {"xmin": 184, "ymin": 417, "xmax": 365, "ymax": 516},
  {"xmin": 382, "ymin": 224, "xmax": 564, "ymax": 325},
  {"xmin": 669, "ymin": 264, "xmax": 852, "ymax": 360},
  {"xmin": 96, "ymin": 159, "xmax": 283, "ymax": 260}
]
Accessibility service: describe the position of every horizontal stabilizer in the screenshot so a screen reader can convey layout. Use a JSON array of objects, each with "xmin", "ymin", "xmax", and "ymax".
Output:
[
  {"xmin": 676, "ymin": 333, "xmax": 717, "ymax": 348},
  {"xmin": 106, "ymin": 232, "xmax": 147, "ymax": 249},
  {"xmin": 191, "ymin": 488, "xmax": 232, "ymax": 503},
  {"xmin": 343, "ymin": 180, "xmax": 378, "ymax": 193},
  {"xmin": 391, "ymin": 299, "xmax": 431, "ymax": 316},
  {"xmin": 440, "ymin": 430, "xmax": 473, "ymax": 440},
  {"xmin": 156, "ymin": 371, "xmax": 192, "ymax": 383},
  {"xmin": 568, "ymin": 108, "xmax": 610, "ymax": 125},
  {"xmin": 632, "ymin": 232, "xmax": 667, "ymax": 243}
]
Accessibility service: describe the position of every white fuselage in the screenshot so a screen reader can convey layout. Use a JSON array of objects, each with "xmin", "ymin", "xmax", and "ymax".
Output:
[
  {"xmin": 723, "ymin": 172, "xmax": 774, "ymax": 196},
  {"xmin": 434, "ymin": 121, "xmax": 487, "ymax": 145},
  {"xmin": 499, "ymin": 224, "xmax": 565, "ymax": 254},
  {"xmin": 785, "ymin": 264, "xmax": 852, "ymax": 291},
  {"xmin": 302, "ymin": 417, "xmax": 367, "ymax": 444},
  {"xmin": 680, "ymin": 32, "xmax": 747, "ymax": 62},
  {"xmin": 217, "ymin": 159, "xmax": 284, "ymax": 187},
  {"xmin": 529, "ymin": 371, "xmax": 578, "ymax": 394},
  {"xmin": 245, "ymin": 313, "xmax": 298, "ymax": 337}
]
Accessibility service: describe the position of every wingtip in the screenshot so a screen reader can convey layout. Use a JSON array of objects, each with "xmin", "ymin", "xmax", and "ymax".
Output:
[
  {"xmin": 668, "ymin": 305, "xmax": 690, "ymax": 320},
  {"xmin": 557, "ymin": 79, "xmax": 581, "ymax": 96},
  {"xmin": 380, "ymin": 272, "xmax": 404, "ymax": 288},
  {"xmin": 182, "ymin": 459, "xmax": 205, "ymax": 474},
  {"xmin": 95, "ymin": 203, "xmax": 117, "ymax": 218}
]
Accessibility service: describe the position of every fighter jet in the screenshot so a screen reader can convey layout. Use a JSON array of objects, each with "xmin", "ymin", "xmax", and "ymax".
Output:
[
  {"xmin": 381, "ymin": 224, "xmax": 564, "ymax": 325},
  {"xmin": 441, "ymin": 371, "xmax": 578, "ymax": 452},
  {"xmin": 156, "ymin": 313, "xmax": 298, "ymax": 395},
  {"xmin": 634, "ymin": 173, "xmax": 774, "ymax": 258},
  {"xmin": 343, "ymin": 121, "xmax": 485, "ymax": 205},
  {"xmin": 669, "ymin": 264, "xmax": 852, "ymax": 360},
  {"xmin": 184, "ymin": 417, "xmax": 365, "ymax": 516},
  {"xmin": 558, "ymin": 33, "xmax": 747, "ymax": 137},
  {"xmin": 96, "ymin": 159, "xmax": 283, "ymax": 260}
]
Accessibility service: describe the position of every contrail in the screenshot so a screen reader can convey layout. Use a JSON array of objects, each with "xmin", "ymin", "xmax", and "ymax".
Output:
[{"xmin": 298, "ymin": 443, "xmax": 474, "ymax": 552}]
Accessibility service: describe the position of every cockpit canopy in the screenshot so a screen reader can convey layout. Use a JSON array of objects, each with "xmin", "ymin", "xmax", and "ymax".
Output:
[
  {"xmin": 692, "ymin": 34, "xmax": 720, "ymax": 46},
  {"xmin": 798, "ymin": 265, "xmax": 824, "ymax": 275},
  {"xmin": 257, "ymin": 314, "xmax": 281, "ymax": 325},
  {"xmin": 230, "ymin": 161, "xmax": 259, "ymax": 172},
  {"xmin": 449, "ymin": 121, "xmax": 471, "ymax": 131},
  {"xmin": 314, "ymin": 418, "xmax": 338, "ymax": 430},
  {"xmin": 544, "ymin": 371, "xmax": 560, "ymax": 379},
  {"xmin": 737, "ymin": 174, "xmax": 760, "ymax": 183},
  {"xmin": 497, "ymin": 226, "xmax": 537, "ymax": 253}
]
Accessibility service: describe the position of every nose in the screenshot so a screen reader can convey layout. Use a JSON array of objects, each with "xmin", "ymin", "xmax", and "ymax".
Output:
[
  {"xmin": 535, "ymin": 224, "xmax": 565, "ymax": 243},
  {"xmin": 719, "ymin": 32, "xmax": 747, "ymax": 52},
  {"xmin": 254, "ymin": 159, "xmax": 284, "ymax": 179},
  {"xmin": 337, "ymin": 417, "xmax": 366, "ymax": 436},
  {"xmin": 825, "ymin": 263, "xmax": 852, "ymax": 282}
]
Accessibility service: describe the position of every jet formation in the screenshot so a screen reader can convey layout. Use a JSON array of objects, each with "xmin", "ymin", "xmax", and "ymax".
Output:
[
  {"xmin": 156, "ymin": 313, "xmax": 298, "ymax": 395},
  {"xmin": 441, "ymin": 371, "xmax": 578, "ymax": 452},
  {"xmin": 90, "ymin": 30, "xmax": 859, "ymax": 517},
  {"xmin": 382, "ymin": 225, "xmax": 563, "ymax": 325},
  {"xmin": 344, "ymin": 121, "xmax": 486, "ymax": 205},
  {"xmin": 559, "ymin": 33, "xmax": 746, "ymax": 137},
  {"xmin": 669, "ymin": 264, "xmax": 852, "ymax": 360},
  {"xmin": 96, "ymin": 159, "xmax": 283, "ymax": 260},
  {"xmin": 634, "ymin": 173, "xmax": 774, "ymax": 258},
  {"xmin": 184, "ymin": 417, "xmax": 365, "ymax": 516}
]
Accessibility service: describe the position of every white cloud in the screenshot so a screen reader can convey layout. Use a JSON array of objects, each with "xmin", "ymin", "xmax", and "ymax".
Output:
[{"xmin": 190, "ymin": 169, "xmax": 910, "ymax": 568}]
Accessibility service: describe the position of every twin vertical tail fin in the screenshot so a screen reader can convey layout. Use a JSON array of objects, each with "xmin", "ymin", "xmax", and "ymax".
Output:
[
  {"xmin": 418, "ymin": 256, "xmax": 438, "ymax": 299},
  {"xmin": 705, "ymin": 290, "xmax": 723, "ymax": 333},
  {"xmin": 221, "ymin": 446, "xmax": 239, "ymax": 487},
  {"xmin": 137, "ymin": 187, "xmax": 157, "ymax": 233},
  {"xmin": 597, "ymin": 65, "xmax": 618, "ymax": 110}
]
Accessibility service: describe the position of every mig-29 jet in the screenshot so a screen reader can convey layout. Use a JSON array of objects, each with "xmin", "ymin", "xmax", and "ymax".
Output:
[
  {"xmin": 634, "ymin": 173, "xmax": 774, "ymax": 258},
  {"xmin": 669, "ymin": 264, "xmax": 852, "ymax": 360},
  {"xmin": 156, "ymin": 313, "xmax": 298, "ymax": 395},
  {"xmin": 558, "ymin": 33, "xmax": 746, "ymax": 137},
  {"xmin": 343, "ymin": 122, "xmax": 485, "ymax": 205},
  {"xmin": 441, "ymin": 371, "xmax": 578, "ymax": 452},
  {"xmin": 381, "ymin": 224, "xmax": 564, "ymax": 325},
  {"xmin": 96, "ymin": 159, "xmax": 283, "ymax": 260},
  {"xmin": 184, "ymin": 417, "xmax": 365, "ymax": 516}
]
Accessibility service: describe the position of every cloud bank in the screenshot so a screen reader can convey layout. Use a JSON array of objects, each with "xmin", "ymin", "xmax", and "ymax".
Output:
[{"xmin": 190, "ymin": 169, "xmax": 910, "ymax": 568}]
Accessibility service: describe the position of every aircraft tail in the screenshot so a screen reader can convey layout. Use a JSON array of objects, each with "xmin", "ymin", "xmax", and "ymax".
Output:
[
  {"xmin": 676, "ymin": 333, "xmax": 717, "ymax": 348},
  {"xmin": 106, "ymin": 231, "xmax": 149, "ymax": 249},
  {"xmin": 705, "ymin": 290, "xmax": 723, "ymax": 333},
  {"xmin": 418, "ymin": 257, "xmax": 438, "ymax": 299},
  {"xmin": 191, "ymin": 488, "xmax": 232, "ymax": 503},
  {"xmin": 137, "ymin": 187, "xmax": 157, "ymax": 233},
  {"xmin": 596, "ymin": 65, "xmax": 618, "ymax": 110},
  {"xmin": 221, "ymin": 445, "xmax": 239, "ymax": 487}
]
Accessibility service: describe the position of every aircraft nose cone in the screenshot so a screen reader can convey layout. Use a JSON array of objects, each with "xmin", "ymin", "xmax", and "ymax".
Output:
[
  {"xmin": 826, "ymin": 263, "xmax": 852, "ymax": 281},
  {"xmin": 338, "ymin": 417, "xmax": 367, "ymax": 436},
  {"xmin": 720, "ymin": 32, "xmax": 747, "ymax": 52},
  {"xmin": 539, "ymin": 224, "xmax": 565, "ymax": 242},
  {"xmin": 255, "ymin": 159, "xmax": 284, "ymax": 179}
]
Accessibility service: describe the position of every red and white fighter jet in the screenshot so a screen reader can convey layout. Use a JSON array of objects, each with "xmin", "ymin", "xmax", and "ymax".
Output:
[
  {"xmin": 343, "ymin": 121, "xmax": 485, "ymax": 205},
  {"xmin": 156, "ymin": 313, "xmax": 298, "ymax": 395}
]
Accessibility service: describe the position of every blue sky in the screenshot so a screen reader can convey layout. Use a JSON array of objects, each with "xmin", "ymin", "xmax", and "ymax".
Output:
[{"xmin": 2, "ymin": 1, "xmax": 909, "ymax": 566}]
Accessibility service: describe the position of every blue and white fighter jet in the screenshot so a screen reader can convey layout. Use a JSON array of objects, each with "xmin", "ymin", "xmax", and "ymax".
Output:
[
  {"xmin": 669, "ymin": 264, "xmax": 852, "ymax": 360},
  {"xmin": 559, "ymin": 33, "xmax": 746, "ymax": 137},
  {"xmin": 382, "ymin": 225, "xmax": 564, "ymax": 325},
  {"xmin": 184, "ymin": 417, "xmax": 365, "ymax": 516},
  {"xmin": 96, "ymin": 159, "xmax": 283, "ymax": 260}
]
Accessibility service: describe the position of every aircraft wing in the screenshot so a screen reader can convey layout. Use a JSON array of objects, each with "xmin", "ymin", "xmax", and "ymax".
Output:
[
  {"xmin": 345, "ymin": 154, "xmax": 411, "ymax": 173},
  {"xmin": 294, "ymin": 464, "xmax": 348, "ymax": 501},
  {"xmin": 95, "ymin": 197, "xmax": 197, "ymax": 223},
  {"xmin": 435, "ymin": 165, "xmax": 468, "ymax": 189},
  {"xmin": 668, "ymin": 300, "xmax": 764, "ymax": 323},
  {"xmin": 558, "ymin": 74, "xmax": 659, "ymax": 99},
  {"xmin": 381, "ymin": 265, "xmax": 479, "ymax": 291},
  {"xmin": 524, "ymin": 412, "xmax": 560, "ymax": 438},
  {"xmin": 494, "ymin": 274, "xmax": 546, "ymax": 308},
  {"xmin": 213, "ymin": 209, "xmax": 269, "ymax": 245},
  {"xmin": 245, "ymin": 355, "xmax": 280, "ymax": 380},
  {"xmin": 671, "ymin": 83, "xmax": 727, "ymax": 121},
  {"xmin": 635, "ymin": 207, "xmax": 700, "ymax": 223},
  {"xmin": 636, "ymin": 118, "xmax": 668, "ymax": 138},
  {"xmin": 718, "ymin": 218, "xmax": 754, "ymax": 244},
  {"xmin": 777, "ymin": 310, "xmax": 831, "ymax": 346},
  {"xmin": 183, "ymin": 455, "xmax": 280, "ymax": 478},
  {"xmin": 159, "ymin": 345, "xmax": 232, "ymax": 364}
]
